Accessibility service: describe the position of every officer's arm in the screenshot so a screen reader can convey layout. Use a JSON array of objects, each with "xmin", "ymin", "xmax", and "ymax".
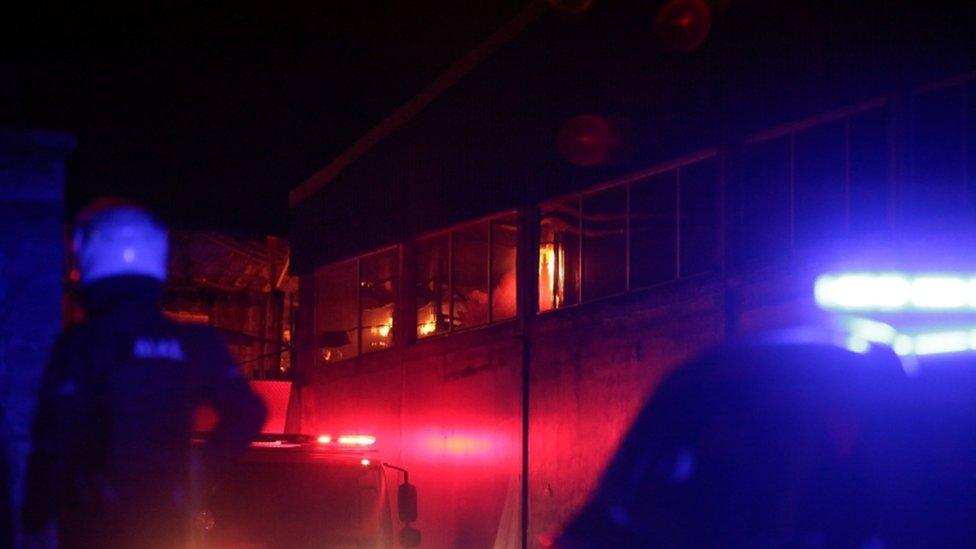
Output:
[
  {"xmin": 22, "ymin": 333, "xmax": 70, "ymax": 534},
  {"xmin": 197, "ymin": 330, "xmax": 266, "ymax": 482}
]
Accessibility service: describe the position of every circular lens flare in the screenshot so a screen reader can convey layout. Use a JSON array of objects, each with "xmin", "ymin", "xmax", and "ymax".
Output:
[
  {"xmin": 557, "ymin": 115, "xmax": 620, "ymax": 167},
  {"xmin": 655, "ymin": 0, "xmax": 712, "ymax": 53}
]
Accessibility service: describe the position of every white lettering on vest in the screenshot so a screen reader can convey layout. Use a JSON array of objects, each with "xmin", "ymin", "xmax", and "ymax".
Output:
[{"xmin": 133, "ymin": 337, "xmax": 186, "ymax": 361}]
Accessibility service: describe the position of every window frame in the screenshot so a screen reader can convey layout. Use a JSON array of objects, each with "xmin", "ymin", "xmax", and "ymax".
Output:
[
  {"xmin": 313, "ymin": 244, "xmax": 401, "ymax": 364},
  {"xmin": 412, "ymin": 209, "xmax": 520, "ymax": 341},
  {"xmin": 738, "ymin": 97, "xmax": 890, "ymax": 263},
  {"xmin": 537, "ymin": 148, "xmax": 719, "ymax": 314}
]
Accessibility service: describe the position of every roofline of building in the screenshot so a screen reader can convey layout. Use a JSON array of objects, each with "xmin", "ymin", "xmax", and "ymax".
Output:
[{"xmin": 289, "ymin": 0, "xmax": 548, "ymax": 208}]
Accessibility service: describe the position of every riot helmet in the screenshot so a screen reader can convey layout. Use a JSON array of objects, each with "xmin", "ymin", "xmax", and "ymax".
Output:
[{"xmin": 72, "ymin": 197, "xmax": 168, "ymax": 284}]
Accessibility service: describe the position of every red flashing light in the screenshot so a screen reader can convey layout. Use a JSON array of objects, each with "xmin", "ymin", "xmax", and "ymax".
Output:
[
  {"xmin": 317, "ymin": 434, "xmax": 332, "ymax": 444},
  {"xmin": 360, "ymin": 458, "xmax": 371, "ymax": 467},
  {"xmin": 250, "ymin": 440, "xmax": 301, "ymax": 449},
  {"xmin": 338, "ymin": 435, "xmax": 376, "ymax": 446}
]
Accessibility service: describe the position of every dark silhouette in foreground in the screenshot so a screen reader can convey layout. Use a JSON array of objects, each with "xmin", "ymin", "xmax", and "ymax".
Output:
[
  {"xmin": 559, "ymin": 331, "xmax": 976, "ymax": 547},
  {"xmin": 22, "ymin": 200, "xmax": 265, "ymax": 548}
]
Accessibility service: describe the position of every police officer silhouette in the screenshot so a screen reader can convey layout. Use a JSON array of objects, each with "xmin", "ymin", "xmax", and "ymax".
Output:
[{"xmin": 23, "ymin": 199, "xmax": 265, "ymax": 548}]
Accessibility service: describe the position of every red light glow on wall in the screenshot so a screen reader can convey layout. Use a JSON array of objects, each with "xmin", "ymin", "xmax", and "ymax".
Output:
[
  {"xmin": 411, "ymin": 428, "xmax": 515, "ymax": 464},
  {"xmin": 424, "ymin": 434, "xmax": 492, "ymax": 456}
]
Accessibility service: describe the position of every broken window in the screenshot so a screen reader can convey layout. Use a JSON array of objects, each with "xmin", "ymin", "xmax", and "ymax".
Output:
[
  {"xmin": 416, "ymin": 212, "xmax": 519, "ymax": 338},
  {"xmin": 315, "ymin": 247, "xmax": 400, "ymax": 363},
  {"xmin": 315, "ymin": 259, "xmax": 358, "ymax": 362},
  {"xmin": 491, "ymin": 214, "xmax": 518, "ymax": 321},
  {"xmin": 360, "ymin": 248, "xmax": 398, "ymax": 353},
  {"xmin": 539, "ymin": 197, "xmax": 581, "ymax": 311},
  {"xmin": 415, "ymin": 235, "xmax": 450, "ymax": 338},
  {"xmin": 453, "ymin": 222, "xmax": 490, "ymax": 330}
]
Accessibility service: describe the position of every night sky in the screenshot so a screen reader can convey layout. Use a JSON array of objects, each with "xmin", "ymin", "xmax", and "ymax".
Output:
[{"xmin": 1, "ymin": 1, "xmax": 527, "ymax": 235}]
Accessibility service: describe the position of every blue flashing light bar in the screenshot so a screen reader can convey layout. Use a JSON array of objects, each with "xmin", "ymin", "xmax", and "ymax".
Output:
[
  {"xmin": 839, "ymin": 316, "xmax": 976, "ymax": 358},
  {"xmin": 843, "ymin": 318, "xmax": 976, "ymax": 357},
  {"xmin": 893, "ymin": 329, "xmax": 976, "ymax": 357},
  {"xmin": 815, "ymin": 273, "xmax": 976, "ymax": 312}
]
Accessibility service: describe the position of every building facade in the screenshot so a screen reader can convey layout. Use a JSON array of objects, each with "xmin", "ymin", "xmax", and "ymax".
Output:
[{"xmin": 290, "ymin": 2, "xmax": 976, "ymax": 546}]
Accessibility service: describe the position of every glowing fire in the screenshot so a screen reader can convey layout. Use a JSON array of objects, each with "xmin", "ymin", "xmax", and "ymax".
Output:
[
  {"xmin": 373, "ymin": 317, "xmax": 393, "ymax": 338},
  {"xmin": 419, "ymin": 316, "xmax": 438, "ymax": 336},
  {"xmin": 538, "ymin": 243, "xmax": 566, "ymax": 310}
]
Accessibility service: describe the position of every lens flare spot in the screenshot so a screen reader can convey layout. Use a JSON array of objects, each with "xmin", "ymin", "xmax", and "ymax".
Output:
[
  {"xmin": 557, "ymin": 115, "xmax": 620, "ymax": 167},
  {"xmin": 654, "ymin": 0, "xmax": 712, "ymax": 53}
]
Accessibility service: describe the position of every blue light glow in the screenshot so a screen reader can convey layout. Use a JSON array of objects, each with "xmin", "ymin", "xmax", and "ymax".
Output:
[
  {"xmin": 890, "ymin": 329, "xmax": 976, "ymax": 357},
  {"xmin": 815, "ymin": 273, "xmax": 976, "ymax": 312},
  {"xmin": 836, "ymin": 315, "xmax": 976, "ymax": 358},
  {"xmin": 844, "ymin": 335, "xmax": 872, "ymax": 354},
  {"xmin": 843, "ymin": 317, "xmax": 898, "ymax": 344},
  {"xmin": 910, "ymin": 329, "xmax": 974, "ymax": 356}
]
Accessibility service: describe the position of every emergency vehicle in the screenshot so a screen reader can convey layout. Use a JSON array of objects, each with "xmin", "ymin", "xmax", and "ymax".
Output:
[
  {"xmin": 195, "ymin": 432, "xmax": 421, "ymax": 549},
  {"xmin": 558, "ymin": 270, "xmax": 976, "ymax": 547}
]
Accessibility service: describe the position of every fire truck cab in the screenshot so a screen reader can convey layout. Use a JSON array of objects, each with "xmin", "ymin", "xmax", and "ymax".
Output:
[{"xmin": 197, "ymin": 434, "xmax": 420, "ymax": 549}]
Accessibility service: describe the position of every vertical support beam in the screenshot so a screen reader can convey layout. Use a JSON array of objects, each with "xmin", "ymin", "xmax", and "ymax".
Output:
[{"xmin": 517, "ymin": 204, "xmax": 537, "ymax": 549}]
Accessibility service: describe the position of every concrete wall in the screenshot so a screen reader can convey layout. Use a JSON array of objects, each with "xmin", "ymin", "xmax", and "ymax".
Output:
[
  {"xmin": 295, "ymin": 265, "xmax": 824, "ymax": 548},
  {"xmin": 300, "ymin": 325, "xmax": 523, "ymax": 548},
  {"xmin": 0, "ymin": 128, "xmax": 74, "ymax": 545},
  {"xmin": 527, "ymin": 276, "xmax": 727, "ymax": 545}
]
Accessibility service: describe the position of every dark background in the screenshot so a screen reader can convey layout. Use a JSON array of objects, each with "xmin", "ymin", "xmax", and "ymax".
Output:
[
  {"xmin": 2, "ymin": 1, "xmax": 973, "ymax": 237},
  {"xmin": 0, "ymin": 0, "xmax": 527, "ymax": 234}
]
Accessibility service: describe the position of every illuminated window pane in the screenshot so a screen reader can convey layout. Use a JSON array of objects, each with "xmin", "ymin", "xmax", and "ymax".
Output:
[
  {"xmin": 630, "ymin": 171, "xmax": 677, "ymax": 288},
  {"xmin": 491, "ymin": 214, "xmax": 518, "ymax": 321},
  {"xmin": 679, "ymin": 158, "xmax": 719, "ymax": 276},
  {"xmin": 360, "ymin": 248, "xmax": 398, "ymax": 354},
  {"xmin": 416, "ymin": 235, "xmax": 449, "ymax": 338},
  {"xmin": 539, "ymin": 197, "xmax": 581, "ymax": 311},
  {"xmin": 452, "ymin": 222, "xmax": 490, "ymax": 330},
  {"xmin": 582, "ymin": 187, "xmax": 627, "ymax": 301},
  {"xmin": 315, "ymin": 260, "xmax": 358, "ymax": 363}
]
